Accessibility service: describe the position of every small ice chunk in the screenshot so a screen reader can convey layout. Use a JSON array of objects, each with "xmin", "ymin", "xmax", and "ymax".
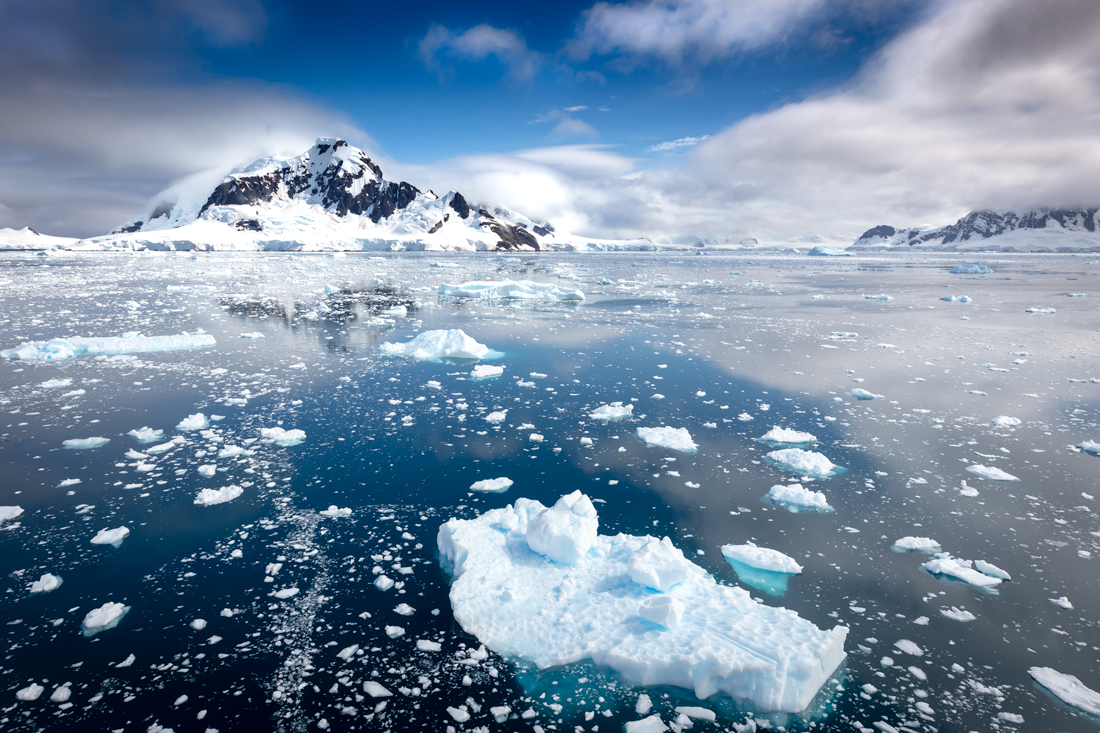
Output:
[
  {"xmin": 378, "ymin": 329, "xmax": 491, "ymax": 361},
  {"xmin": 991, "ymin": 416, "xmax": 1021, "ymax": 428},
  {"xmin": 446, "ymin": 706, "xmax": 470, "ymax": 723},
  {"xmin": 375, "ymin": 575, "xmax": 395, "ymax": 591},
  {"xmin": 636, "ymin": 693, "xmax": 653, "ymax": 714},
  {"xmin": 974, "ymin": 559, "xmax": 1011, "ymax": 581},
  {"xmin": 337, "ymin": 644, "xmax": 359, "ymax": 661},
  {"xmin": 921, "ymin": 557, "xmax": 1001, "ymax": 587},
  {"xmin": 863, "ymin": 294, "xmax": 891, "ymax": 301},
  {"xmin": 190, "ymin": 619, "xmax": 207, "ymax": 630},
  {"xmin": 590, "ymin": 403, "xmax": 634, "ymax": 421},
  {"xmin": 439, "ymin": 280, "xmax": 584, "ymax": 301},
  {"xmin": 177, "ymin": 413, "xmax": 209, "ymax": 431},
  {"xmin": 16, "ymin": 683, "xmax": 45, "ymax": 701},
  {"xmin": 759, "ymin": 427, "xmax": 816, "ymax": 444},
  {"xmin": 363, "ymin": 681, "xmax": 392, "ymax": 698},
  {"xmin": 1078, "ymin": 440, "xmax": 1100, "ymax": 455},
  {"xmin": 636, "ymin": 426, "xmax": 698, "ymax": 454},
  {"xmin": 197, "ymin": 464, "xmax": 216, "ymax": 478},
  {"xmin": 273, "ymin": 588, "xmax": 299, "ymax": 599},
  {"xmin": 128, "ymin": 427, "xmax": 164, "ymax": 443},
  {"xmin": 625, "ymin": 714, "xmax": 669, "ymax": 733},
  {"xmin": 629, "ymin": 536, "xmax": 697, "ymax": 591},
  {"xmin": 116, "ymin": 654, "xmax": 136, "ymax": 668},
  {"xmin": 638, "ymin": 595, "xmax": 686, "ymax": 629},
  {"xmin": 384, "ymin": 625, "xmax": 405, "ymax": 638},
  {"xmin": 490, "ymin": 705, "xmax": 512, "ymax": 722},
  {"xmin": 91, "ymin": 526, "xmax": 130, "ymax": 547},
  {"xmin": 470, "ymin": 477, "xmax": 513, "ymax": 493},
  {"xmin": 525, "ymin": 490, "xmax": 599, "ymax": 565},
  {"xmin": 1, "ymin": 505, "xmax": 25, "ymax": 523},
  {"xmin": 29, "ymin": 573, "xmax": 63, "ymax": 594},
  {"xmin": 427, "ymin": 380, "xmax": 442, "ymax": 390},
  {"xmin": 951, "ymin": 263, "xmax": 992, "ymax": 274},
  {"xmin": 891, "ymin": 537, "xmax": 941, "ymax": 553},
  {"xmin": 470, "ymin": 364, "xmax": 504, "ymax": 379},
  {"xmin": 850, "ymin": 388, "xmax": 883, "ymax": 400},
  {"xmin": 1049, "ymin": 596, "xmax": 1073, "ymax": 610},
  {"xmin": 63, "ymin": 437, "xmax": 110, "ymax": 450},
  {"xmin": 240, "ymin": 332, "xmax": 264, "ymax": 339},
  {"xmin": 966, "ymin": 464, "xmax": 1019, "ymax": 481},
  {"xmin": 319, "ymin": 505, "xmax": 352, "ymax": 518},
  {"xmin": 260, "ymin": 427, "xmax": 306, "ymax": 447},
  {"xmin": 194, "ymin": 485, "xmax": 243, "ymax": 507},
  {"xmin": 81, "ymin": 602, "xmax": 130, "ymax": 636},
  {"xmin": 940, "ymin": 606, "xmax": 977, "ymax": 622},
  {"xmin": 1029, "ymin": 667, "xmax": 1100, "ymax": 717},
  {"xmin": 394, "ymin": 603, "xmax": 415, "ymax": 616},
  {"xmin": 529, "ymin": 433, "xmax": 544, "ymax": 442},
  {"xmin": 765, "ymin": 483, "xmax": 833, "ymax": 512},
  {"xmin": 721, "ymin": 543, "xmax": 803, "ymax": 574},
  {"xmin": 1, "ymin": 333, "xmax": 216, "ymax": 362},
  {"xmin": 49, "ymin": 686, "xmax": 71, "ymax": 703},
  {"xmin": 893, "ymin": 639, "xmax": 923, "ymax": 656},
  {"xmin": 485, "ymin": 410, "xmax": 507, "ymax": 423},
  {"xmin": 675, "ymin": 706, "xmax": 716, "ymax": 722},
  {"xmin": 416, "ymin": 639, "xmax": 441, "ymax": 652},
  {"xmin": 765, "ymin": 448, "xmax": 839, "ymax": 479}
]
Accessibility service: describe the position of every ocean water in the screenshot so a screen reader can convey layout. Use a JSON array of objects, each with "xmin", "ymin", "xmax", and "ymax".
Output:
[{"xmin": 1, "ymin": 250, "xmax": 1099, "ymax": 733}]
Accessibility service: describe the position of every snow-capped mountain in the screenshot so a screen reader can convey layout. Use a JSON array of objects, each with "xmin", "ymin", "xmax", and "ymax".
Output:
[
  {"xmin": 0, "ymin": 227, "xmax": 77, "ymax": 251},
  {"xmin": 76, "ymin": 138, "xmax": 652, "ymax": 252},
  {"xmin": 850, "ymin": 208, "xmax": 1100, "ymax": 252}
]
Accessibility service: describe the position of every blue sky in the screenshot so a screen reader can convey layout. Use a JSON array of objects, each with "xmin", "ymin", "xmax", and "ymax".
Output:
[{"xmin": 2, "ymin": 0, "xmax": 1099, "ymax": 241}]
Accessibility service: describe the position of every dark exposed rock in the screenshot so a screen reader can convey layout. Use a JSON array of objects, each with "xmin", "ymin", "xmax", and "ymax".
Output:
[
  {"xmin": 853, "ymin": 208, "xmax": 1100, "ymax": 248},
  {"xmin": 233, "ymin": 219, "xmax": 263, "ymax": 231},
  {"xmin": 855, "ymin": 225, "xmax": 896, "ymax": 242},
  {"xmin": 448, "ymin": 192, "xmax": 471, "ymax": 219},
  {"xmin": 114, "ymin": 221, "xmax": 144, "ymax": 234}
]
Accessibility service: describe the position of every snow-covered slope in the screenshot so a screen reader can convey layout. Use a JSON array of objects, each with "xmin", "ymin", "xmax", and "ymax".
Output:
[
  {"xmin": 0, "ymin": 227, "xmax": 78, "ymax": 251},
  {"xmin": 850, "ymin": 208, "xmax": 1100, "ymax": 252},
  {"xmin": 73, "ymin": 139, "xmax": 652, "ymax": 253}
]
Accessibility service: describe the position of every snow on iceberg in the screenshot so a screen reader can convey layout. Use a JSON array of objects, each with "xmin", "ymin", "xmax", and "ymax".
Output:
[
  {"xmin": 1029, "ymin": 667, "xmax": 1100, "ymax": 718},
  {"xmin": 721, "ymin": 544, "xmax": 803, "ymax": 575},
  {"xmin": 91, "ymin": 527, "xmax": 130, "ymax": 547},
  {"xmin": 991, "ymin": 416, "xmax": 1021, "ymax": 428},
  {"xmin": 764, "ymin": 483, "xmax": 833, "ymax": 513},
  {"xmin": 590, "ymin": 403, "xmax": 634, "ymax": 421},
  {"xmin": 636, "ymin": 426, "xmax": 698, "ymax": 454},
  {"xmin": 437, "ymin": 492, "xmax": 848, "ymax": 713},
  {"xmin": 469, "ymin": 477, "xmax": 514, "ymax": 494},
  {"xmin": 628, "ymin": 536, "xmax": 697, "ymax": 592},
  {"xmin": 765, "ymin": 448, "xmax": 840, "ymax": 479},
  {"xmin": 29, "ymin": 573, "xmax": 63, "ymax": 594},
  {"xmin": 82, "ymin": 602, "xmax": 130, "ymax": 636},
  {"xmin": 758, "ymin": 427, "xmax": 816, "ymax": 445},
  {"xmin": 439, "ymin": 280, "xmax": 584, "ymax": 301},
  {"xmin": 891, "ymin": 537, "xmax": 941, "ymax": 553},
  {"xmin": 194, "ymin": 485, "xmax": 243, "ymax": 507},
  {"xmin": 1, "ymin": 333, "xmax": 216, "ymax": 361},
  {"xmin": 62, "ymin": 437, "xmax": 110, "ymax": 450},
  {"xmin": 966, "ymin": 464, "xmax": 1019, "ymax": 481},
  {"xmin": 379, "ymin": 329, "xmax": 492, "ymax": 361},
  {"xmin": 524, "ymin": 491, "xmax": 599, "ymax": 565},
  {"xmin": 260, "ymin": 427, "xmax": 306, "ymax": 446}
]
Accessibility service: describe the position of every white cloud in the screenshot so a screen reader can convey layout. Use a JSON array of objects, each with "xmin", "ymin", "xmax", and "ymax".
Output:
[
  {"xmin": 418, "ymin": 23, "xmax": 541, "ymax": 81},
  {"xmin": 647, "ymin": 135, "xmax": 711, "ymax": 152},
  {"xmin": 571, "ymin": 0, "xmax": 824, "ymax": 63},
  {"xmin": 564, "ymin": 105, "xmax": 589, "ymax": 112},
  {"xmin": 530, "ymin": 109, "xmax": 599, "ymax": 139}
]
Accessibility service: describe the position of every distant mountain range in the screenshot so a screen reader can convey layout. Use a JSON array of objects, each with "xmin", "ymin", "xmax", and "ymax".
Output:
[{"xmin": 849, "ymin": 208, "xmax": 1100, "ymax": 252}]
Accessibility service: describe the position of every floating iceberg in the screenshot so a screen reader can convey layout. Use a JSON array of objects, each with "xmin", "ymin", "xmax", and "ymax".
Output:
[
  {"xmin": 921, "ymin": 556, "xmax": 1002, "ymax": 588},
  {"xmin": 16, "ymin": 684, "xmax": 44, "ymax": 701},
  {"xmin": 63, "ymin": 437, "xmax": 110, "ymax": 450},
  {"xmin": 0, "ymin": 505, "xmax": 24, "ymax": 523},
  {"xmin": 439, "ymin": 280, "xmax": 584, "ymax": 301},
  {"xmin": 176, "ymin": 413, "xmax": 209, "ymax": 431},
  {"xmin": 40, "ymin": 378, "xmax": 73, "ymax": 388},
  {"xmin": 1029, "ymin": 667, "xmax": 1100, "ymax": 718},
  {"xmin": 379, "ymin": 329, "xmax": 492, "ymax": 361},
  {"xmin": 320, "ymin": 505, "xmax": 352, "ymax": 518},
  {"xmin": 29, "ymin": 573, "xmax": 63, "ymax": 594},
  {"xmin": 721, "ymin": 544, "xmax": 803, "ymax": 575},
  {"xmin": 850, "ymin": 388, "xmax": 882, "ymax": 401},
  {"xmin": 863, "ymin": 294, "xmax": 892, "ymax": 301},
  {"xmin": 974, "ymin": 559, "xmax": 1011, "ymax": 581},
  {"xmin": 765, "ymin": 448, "xmax": 840, "ymax": 479},
  {"xmin": 966, "ymin": 464, "xmax": 1019, "ymax": 481},
  {"xmin": 438, "ymin": 493, "xmax": 847, "ymax": 713},
  {"xmin": 940, "ymin": 606, "xmax": 977, "ymax": 622},
  {"xmin": 260, "ymin": 427, "xmax": 306, "ymax": 446},
  {"xmin": 990, "ymin": 416, "xmax": 1021, "ymax": 428},
  {"xmin": 764, "ymin": 483, "xmax": 833, "ymax": 512},
  {"xmin": 950, "ymin": 263, "xmax": 992, "ymax": 274},
  {"xmin": 469, "ymin": 477, "xmax": 514, "ymax": 494},
  {"xmin": 636, "ymin": 426, "xmax": 698, "ymax": 454},
  {"xmin": 891, "ymin": 537, "xmax": 941, "ymax": 553},
  {"xmin": 128, "ymin": 427, "xmax": 164, "ymax": 443},
  {"xmin": 91, "ymin": 527, "xmax": 130, "ymax": 547},
  {"xmin": 758, "ymin": 427, "xmax": 816, "ymax": 445},
  {"xmin": 1078, "ymin": 440, "xmax": 1100, "ymax": 455},
  {"xmin": 470, "ymin": 364, "xmax": 504, "ymax": 380},
  {"xmin": 82, "ymin": 602, "xmax": 130, "ymax": 636},
  {"xmin": 194, "ymin": 485, "xmax": 243, "ymax": 507},
  {"xmin": 1, "ymin": 333, "xmax": 216, "ymax": 361},
  {"xmin": 590, "ymin": 403, "xmax": 634, "ymax": 421},
  {"xmin": 628, "ymin": 536, "xmax": 696, "ymax": 592}
]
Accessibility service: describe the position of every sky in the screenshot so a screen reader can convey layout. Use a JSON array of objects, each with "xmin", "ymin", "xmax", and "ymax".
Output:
[{"xmin": 2, "ymin": 0, "xmax": 1099, "ymax": 242}]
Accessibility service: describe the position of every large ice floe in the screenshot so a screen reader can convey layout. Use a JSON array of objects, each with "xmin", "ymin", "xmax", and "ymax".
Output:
[
  {"xmin": 81, "ymin": 602, "xmax": 130, "ymax": 636},
  {"xmin": 721, "ymin": 544, "xmax": 803, "ymax": 575},
  {"xmin": 758, "ymin": 427, "xmax": 817, "ymax": 445},
  {"xmin": 765, "ymin": 449, "xmax": 840, "ymax": 479},
  {"xmin": 1, "ymin": 333, "xmax": 216, "ymax": 361},
  {"xmin": 636, "ymin": 427, "xmax": 698, "ymax": 454},
  {"xmin": 966, "ymin": 464, "xmax": 1019, "ymax": 481},
  {"xmin": 590, "ymin": 402, "xmax": 634, "ymax": 421},
  {"xmin": 194, "ymin": 485, "xmax": 244, "ymax": 507},
  {"xmin": 378, "ymin": 329, "xmax": 493, "ymax": 361},
  {"xmin": 1, "ymin": 505, "xmax": 25, "ymax": 523},
  {"xmin": 260, "ymin": 427, "xmax": 306, "ymax": 447},
  {"xmin": 921, "ymin": 555, "xmax": 1006, "ymax": 588},
  {"xmin": 438, "ymin": 280, "xmax": 585, "ymax": 301},
  {"xmin": 1028, "ymin": 667, "xmax": 1100, "ymax": 718},
  {"xmin": 437, "ymin": 491, "xmax": 848, "ymax": 713},
  {"xmin": 764, "ymin": 484, "xmax": 833, "ymax": 512}
]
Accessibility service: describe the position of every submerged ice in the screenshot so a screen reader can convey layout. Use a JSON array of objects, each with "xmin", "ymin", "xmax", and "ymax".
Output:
[{"xmin": 438, "ymin": 492, "xmax": 847, "ymax": 713}]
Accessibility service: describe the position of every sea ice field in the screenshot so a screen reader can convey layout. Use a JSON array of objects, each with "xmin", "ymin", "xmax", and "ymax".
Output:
[{"xmin": 1, "ymin": 250, "xmax": 1099, "ymax": 733}]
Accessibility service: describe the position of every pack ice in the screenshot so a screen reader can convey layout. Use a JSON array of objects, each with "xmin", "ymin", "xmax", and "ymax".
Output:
[
  {"xmin": 636, "ymin": 427, "xmax": 698, "ymax": 454},
  {"xmin": 379, "ymin": 329, "xmax": 491, "ymax": 361},
  {"xmin": 1, "ymin": 333, "xmax": 216, "ymax": 361},
  {"xmin": 437, "ymin": 491, "xmax": 848, "ymax": 713},
  {"xmin": 439, "ymin": 280, "xmax": 585, "ymax": 301}
]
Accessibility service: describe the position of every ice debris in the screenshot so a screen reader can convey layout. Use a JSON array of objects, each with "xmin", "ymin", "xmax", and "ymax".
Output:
[
  {"xmin": 439, "ymin": 280, "xmax": 584, "ymax": 301},
  {"xmin": 721, "ymin": 544, "xmax": 803, "ymax": 574},
  {"xmin": 194, "ymin": 485, "xmax": 243, "ymax": 507},
  {"xmin": 260, "ymin": 427, "xmax": 306, "ymax": 446},
  {"xmin": 1049, "ymin": 596, "xmax": 1073, "ymax": 610},
  {"xmin": 765, "ymin": 483, "xmax": 833, "ymax": 512},
  {"xmin": 765, "ymin": 448, "xmax": 840, "ymax": 479},
  {"xmin": 1, "ymin": 333, "xmax": 216, "ymax": 361},
  {"xmin": 469, "ymin": 477, "xmax": 514, "ymax": 494},
  {"xmin": 438, "ymin": 492, "xmax": 848, "ymax": 713},
  {"xmin": 62, "ymin": 437, "xmax": 110, "ymax": 450},
  {"xmin": 1029, "ymin": 667, "xmax": 1100, "ymax": 718},
  {"xmin": 636, "ymin": 426, "xmax": 698, "ymax": 454},
  {"xmin": 758, "ymin": 427, "xmax": 816, "ymax": 445},
  {"xmin": 966, "ymin": 464, "xmax": 1019, "ymax": 481},
  {"xmin": 81, "ymin": 602, "xmax": 130, "ymax": 636},
  {"xmin": 589, "ymin": 402, "xmax": 634, "ymax": 421},
  {"xmin": 379, "ymin": 329, "xmax": 491, "ymax": 361}
]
